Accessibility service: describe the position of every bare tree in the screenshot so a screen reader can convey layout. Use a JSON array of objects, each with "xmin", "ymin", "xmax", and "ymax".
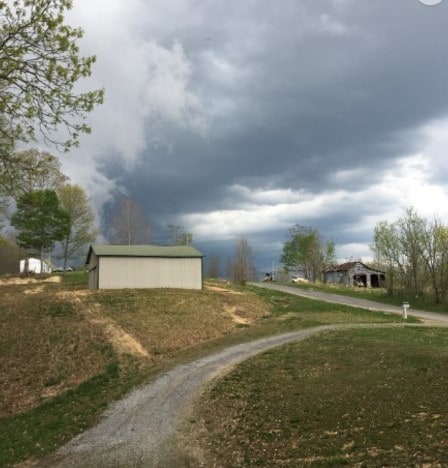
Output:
[
  {"xmin": 231, "ymin": 236, "xmax": 255, "ymax": 285},
  {"xmin": 167, "ymin": 224, "xmax": 193, "ymax": 245},
  {"xmin": 108, "ymin": 197, "xmax": 151, "ymax": 245},
  {"xmin": 207, "ymin": 254, "xmax": 220, "ymax": 279}
]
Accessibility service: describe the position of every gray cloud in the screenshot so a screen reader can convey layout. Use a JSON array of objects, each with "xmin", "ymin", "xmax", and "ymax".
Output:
[{"xmin": 61, "ymin": 0, "xmax": 448, "ymax": 268}]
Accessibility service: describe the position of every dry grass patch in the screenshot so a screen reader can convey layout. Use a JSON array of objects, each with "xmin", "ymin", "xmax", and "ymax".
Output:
[
  {"xmin": 0, "ymin": 275, "xmax": 61, "ymax": 285},
  {"xmin": 56, "ymin": 291, "xmax": 150, "ymax": 358},
  {"xmin": 88, "ymin": 285, "xmax": 269, "ymax": 358},
  {"xmin": 0, "ymin": 280, "xmax": 269, "ymax": 420},
  {"xmin": 0, "ymin": 282, "xmax": 113, "ymax": 418}
]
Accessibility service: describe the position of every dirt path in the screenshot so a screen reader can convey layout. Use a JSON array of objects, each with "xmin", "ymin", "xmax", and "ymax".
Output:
[{"xmin": 35, "ymin": 287, "xmax": 448, "ymax": 467}]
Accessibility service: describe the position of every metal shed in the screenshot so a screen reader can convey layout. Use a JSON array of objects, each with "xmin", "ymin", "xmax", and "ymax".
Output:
[{"xmin": 86, "ymin": 245, "xmax": 204, "ymax": 290}]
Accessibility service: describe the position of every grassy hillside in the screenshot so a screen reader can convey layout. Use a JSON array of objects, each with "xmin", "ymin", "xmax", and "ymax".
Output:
[
  {"xmin": 185, "ymin": 326, "xmax": 448, "ymax": 466},
  {"xmin": 0, "ymin": 273, "xmax": 413, "ymax": 466}
]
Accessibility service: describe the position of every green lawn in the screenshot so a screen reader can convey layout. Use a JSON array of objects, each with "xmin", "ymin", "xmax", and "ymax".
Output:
[
  {"xmin": 282, "ymin": 280, "xmax": 448, "ymax": 313},
  {"xmin": 186, "ymin": 326, "xmax": 448, "ymax": 466}
]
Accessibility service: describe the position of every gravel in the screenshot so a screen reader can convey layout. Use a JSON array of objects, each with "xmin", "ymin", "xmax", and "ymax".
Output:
[{"xmin": 39, "ymin": 326, "xmax": 340, "ymax": 467}]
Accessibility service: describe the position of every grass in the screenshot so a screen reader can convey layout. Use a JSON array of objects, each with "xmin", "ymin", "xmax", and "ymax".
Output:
[
  {"xmin": 246, "ymin": 284, "xmax": 419, "ymax": 327},
  {"xmin": 185, "ymin": 326, "xmax": 448, "ymax": 467},
  {"xmin": 0, "ymin": 274, "xmax": 422, "ymax": 466},
  {"xmin": 0, "ymin": 283, "xmax": 114, "ymax": 418},
  {"xmin": 283, "ymin": 280, "xmax": 448, "ymax": 313},
  {"xmin": 0, "ymin": 362, "xmax": 124, "ymax": 465}
]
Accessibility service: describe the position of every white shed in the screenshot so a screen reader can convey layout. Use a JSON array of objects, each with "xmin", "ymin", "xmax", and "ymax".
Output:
[
  {"xmin": 19, "ymin": 258, "xmax": 51, "ymax": 274},
  {"xmin": 86, "ymin": 245, "xmax": 204, "ymax": 290}
]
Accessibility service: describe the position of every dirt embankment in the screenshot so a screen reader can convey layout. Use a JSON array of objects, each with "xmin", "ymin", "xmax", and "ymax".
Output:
[{"xmin": 1, "ymin": 279, "xmax": 267, "ymax": 419}]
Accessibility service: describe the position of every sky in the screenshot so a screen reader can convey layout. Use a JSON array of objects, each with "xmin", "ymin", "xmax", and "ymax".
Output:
[{"xmin": 57, "ymin": 0, "xmax": 448, "ymax": 273}]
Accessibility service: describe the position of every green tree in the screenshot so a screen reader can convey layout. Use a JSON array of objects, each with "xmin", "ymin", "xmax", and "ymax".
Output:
[
  {"xmin": 0, "ymin": 196, "xmax": 8, "ymax": 228},
  {"xmin": 419, "ymin": 218, "xmax": 448, "ymax": 304},
  {"xmin": 372, "ymin": 207, "xmax": 448, "ymax": 303},
  {"xmin": 0, "ymin": 0, "xmax": 104, "ymax": 151},
  {"xmin": 0, "ymin": 235, "xmax": 27, "ymax": 274},
  {"xmin": 11, "ymin": 189, "xmax": 69, "ymax": 267},
  {"xmin": 0, "ymin": 117, "xmax": 15, "ymax": 166},
  {"xmin": 167, "ymin": 224, "xmax": 193, "ymax": 246},
  {"xmin": 281, "ymin": 225, "xmax": 335, "ymax": 282},
  {"xmin": 397, "ymin": 208, "xmax": 426, "ymax": 297},
  {"xmin": 0, "ymin": 149, "xmax": 68, "ymax": 198},
  {"xmin": 57, "ymin": 184, "xmax": 98, "ymax": 270},
  {"xmin": 371, "ymin": 220, "xmax": 405, "ymax": 295},
  {"xmin": 372, "ymin": 208, "xmax": 426, "ymax": 298}
]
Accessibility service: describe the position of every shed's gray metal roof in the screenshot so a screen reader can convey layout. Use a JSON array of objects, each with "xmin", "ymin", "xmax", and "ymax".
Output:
[
  {"xmin": 87, "ymin": 244, "xmax": 203, "ymax": 261},
  {"xmin": 324, "ymin": 261, "xmax": 385, "ymax": 274}
]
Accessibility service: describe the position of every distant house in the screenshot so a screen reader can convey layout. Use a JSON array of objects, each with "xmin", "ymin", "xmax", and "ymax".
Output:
[
  {"xmin": 324, "ymin": 262, "xmax": 385, "ymax": 288},
  {"xmin": 86, "ymin": 245, "xmax": 204, "ymax": 290},
  {"xmin": 19, "ymin": 258, "xmax": 51, "ymax": 274}
]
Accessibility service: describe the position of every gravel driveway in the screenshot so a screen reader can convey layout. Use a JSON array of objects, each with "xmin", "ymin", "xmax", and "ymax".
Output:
[
  {"xmin": 38, "ymin": 326, "xmax": 348, "ymax": 467},
  {"xmin": 37, "ymin": 285, "xmax": 448, "ymax": 467}
]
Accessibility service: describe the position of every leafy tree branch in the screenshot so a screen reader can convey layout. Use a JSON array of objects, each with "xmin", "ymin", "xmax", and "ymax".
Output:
[{"xmin": 0, "ymin": 0, "xmax": 104, "ymax": 151}]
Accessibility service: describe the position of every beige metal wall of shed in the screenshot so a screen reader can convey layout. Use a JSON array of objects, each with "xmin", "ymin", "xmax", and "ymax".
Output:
[
  {"xmin": 86, "ymin": 245, "xmax": 204, "ymax": 290},
  {"xmin": 97, "ymin": 256, "xmax": 203, "ymax": 290}
]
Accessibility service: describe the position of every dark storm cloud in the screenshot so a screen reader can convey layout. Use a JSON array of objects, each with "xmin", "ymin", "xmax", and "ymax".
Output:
[{"xmin": 69, "ymin": 0, "xmax": 448, "ymax": 263}]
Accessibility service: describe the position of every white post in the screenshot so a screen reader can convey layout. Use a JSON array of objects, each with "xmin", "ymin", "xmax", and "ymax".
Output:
[{"xmin": 402, "ymin": 302, "xmax": 409, "ymax": 319}]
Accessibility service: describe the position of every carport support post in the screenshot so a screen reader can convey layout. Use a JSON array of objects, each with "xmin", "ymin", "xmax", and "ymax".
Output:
[{"xmin": 402, "ymin": 302, "xmax": 409, "ymax": 320}]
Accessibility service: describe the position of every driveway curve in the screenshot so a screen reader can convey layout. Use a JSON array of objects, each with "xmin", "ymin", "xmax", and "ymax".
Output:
[
  {"xmin": 37, "ymin": 287, "xmax": 448, "ymax": 467},
  {"xmin": 40, "ymin": 325, "xmax": 347, "ymax": 467}
]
